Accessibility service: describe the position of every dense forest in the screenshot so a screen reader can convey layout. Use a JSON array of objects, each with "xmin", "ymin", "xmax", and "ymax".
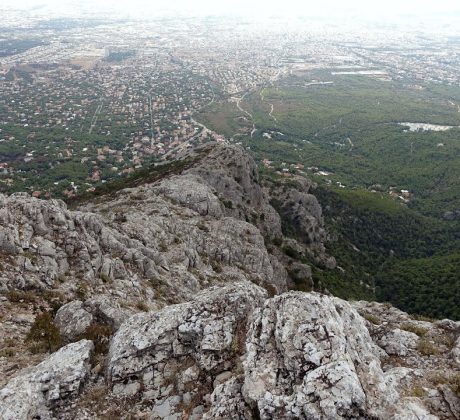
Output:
[
  {"xmin": 198, "ymin": 72, "xmax": 460, "ymax": 320},
  {"xmin": 313, "ymin": 186, "xmax": 460, "ymax": 320}
]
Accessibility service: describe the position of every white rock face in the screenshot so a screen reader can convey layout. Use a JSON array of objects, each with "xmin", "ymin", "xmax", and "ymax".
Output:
[
  {"xmin": 55, "ymin": 300, "xmax": 93, "ymax": 341},
  {"xmin": 242, "ymin": 292, "xmax": 398, "ymax": 419},
  {"xmin": 452, "ymin": 337, "xmax": 460, "ymax": 366},
  {"xmin": 377, "ymin": 328, "xmax": 419, "ymax": 356},
  {"xmin": 0, "ymin": 145, "xmax": 457, "ymax": 419},
  {"xmin": 107, "ymin": 282, "xmax": 266, "ymax": 418},
  {"xmin": 353, "ymin": 300, "xmax": 460, "ymax": 419},
  {"xmin": 0, "ymin": 340, "xmax": 93, "ymax": 420},
  {"xmin": 204, "ymin": 376, "xmax": 252, "ymax": 419},
  {"xmin": 104, "ymin": 288, "xmax": 452, "ymax": 419},
  {"xmin": 0, "ymin": 144, "xmax": 335, "ymax": 321},
  {"xmin": 153, "ymin": 174, "xmax": 224, "ymax": 218}
]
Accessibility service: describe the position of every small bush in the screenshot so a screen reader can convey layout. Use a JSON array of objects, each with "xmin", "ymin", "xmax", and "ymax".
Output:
[
  {"xmin": 428, "ymin": 372, "xmax": 460, "ymax": 398},
  {"xmin": 231, "ymin": 326, "xmax": 247, "ymax": 355},
  {"xmin": 410, "ymin": 314, "xmax": 435, "ymax": 322},
  {"xmin": 272, "ymin": 237, "xmax": 283, "ymax": 247},
  {"xmin": 80, "ymin": 324, "xmax": 113, "ymax": 355},
  {"xmin": 282, "ymin": 245, "xmax": 300, "ymax": 259},
  {"xmin": 263, "ymin": 283, "xmax": 278, "ymax": 298},
  {"xmin": 400, "ymin": 323, "xmax": 428, "ymax": 337},
  {"xmin": 222, "ymin": 199, "xmax": 233, "ymax": 209},
  {"xmin": 434, "ymin": 333, "xmax": 456, "ymax": 348},
  {"xmin": 407, "ymin": 385, "xmax": 425, "ymax": 398},
  {"xmin": 362, "ymin": 313, "xmax": 381, "ymax": 325},
  {"xmin": 26, "ymin": 311, "xmax": 62, "ymax": 353},
  {"xmin": 5, "ymin": 290, "xmax": 37, "ymax": 304},
  {"xmin": 40, "ymin": 290, "xmax": 65, "ymax": 312},
  {"xmin": 450, "ymin": 373, "xmax": 460, "ymax": 398},
  {"xmin": 76, "ymin": 282, "xmax": 89, "ymax": 300},
  {"xmin": 57, "ymin": 274, "xmax": 66, "ymax": 283},
  {"xmin": 23, "ymin": 251, "xmax": 38, "ymax": 263},
  {"xmin": 136, "ymin": 301, "xmax": 149, "ymax": 312},
  {"xmin": 114, "ymin": 212, "xmax": 127, "ymax": 223},
  {"xmin": 211, "ymin": 261, "xmax": 223, "ymax": 273},
  {"xmin": 99, "ymin": 273, "xmax": 112, "ymax": 284},
  {"xmin": 417, "ymin": 339, "xmax": 439, "ymax": 356},
  {"xmin": 0, "ymin": 348, "xmax": 15, "ymax": 357}
]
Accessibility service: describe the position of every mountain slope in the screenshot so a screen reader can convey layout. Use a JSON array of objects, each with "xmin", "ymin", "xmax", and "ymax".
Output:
[{"xmin": 0, "ymin": 143, "xmax": 458, "ymax": 419}]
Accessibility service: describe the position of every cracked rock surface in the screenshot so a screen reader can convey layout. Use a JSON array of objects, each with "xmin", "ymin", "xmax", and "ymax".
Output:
[
  {"xmin": 0, "ymin": 340, "xmax": 93, "ymax": 420},
  {"xmin": 0, "ymin": 144, "xmax": 458, "ymax": 419}
]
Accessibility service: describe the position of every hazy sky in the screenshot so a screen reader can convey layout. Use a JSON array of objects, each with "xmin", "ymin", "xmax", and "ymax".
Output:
[{"xmin": 4, "ymin": 0, "xmax": 460, "ymax": 20}]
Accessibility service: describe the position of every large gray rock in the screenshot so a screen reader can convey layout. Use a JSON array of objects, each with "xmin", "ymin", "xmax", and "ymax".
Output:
[
  {"xmin": 0, "ymin": 340, "xmax": 93, "ymax": 420},
  {"xmin": 186, "ymin": 144, "xmax": 283, "ymax": 238},
  {"xmin": 153, "ymin": 174, "xmax": 224, "ymax": 218},
  {"xmin": 105, "ymin": 287, "xmax": 445, "ymax": 419},
  {"xmin": 55, "ymin": 301, "xmax": 93, "ymax": 341},
  {"xmin": 377, "ymin": 328, "xmax": 419, "ymax": 356},
  {"xmin": 83, "ymin": 295, "xmax": 132, "ymax": 330},
  {"xmin": 452, "ymin": 337, "xmax": 460, "ymax": 366},
  {"xmin": 242, "ymin": 292, "xmax": 399, "ymax": 419},
  {"xmin": 107, "ymin": 282, "xmax": 266, "ymax": 418}
]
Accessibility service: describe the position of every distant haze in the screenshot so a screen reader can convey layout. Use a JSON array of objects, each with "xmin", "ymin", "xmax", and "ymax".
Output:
[{"xmin": 3, "ymin": 0, "xmax": 460, "ymax": 22}]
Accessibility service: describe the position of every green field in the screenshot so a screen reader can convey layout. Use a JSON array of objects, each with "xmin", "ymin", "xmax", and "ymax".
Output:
[
  {"xmin": 197, "ymin": 71, "xmax": 460, "ymax": 319},
  {"xmin": 198, "ymin": 72, "xmax": 460, "ymax": 216}
]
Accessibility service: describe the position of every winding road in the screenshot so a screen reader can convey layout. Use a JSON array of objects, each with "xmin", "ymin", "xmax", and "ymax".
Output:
[{"xmin": 235, "ymin": 92, "xmax": 256, "ymax": 138}]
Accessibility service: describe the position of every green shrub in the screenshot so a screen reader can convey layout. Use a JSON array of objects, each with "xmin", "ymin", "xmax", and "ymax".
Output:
[
  {"xmin": 76, "ymin": 282, "xmax": 89, "ymax": 300},
  {"xmin": 407, "ymin": 385, "xmax": 425, "ymax": 398},
  {"xmin": 40, "ymin": 290, "xmax": 66, "ymax": 315},
  {"xmin": 361, "ymin": 313, "xmax": 381, "ymax": 325},
  {"xmin": 136, "ymin": 301, "xmax": 149, "ymax": 312},
  {"xmin": 211, "ymin": 261, "xmax": 223, "ymax": 273},
  {"xmin": 26, "ymin": 311, "xmax": 62, "ymax": 353},
  {"xmin": 282, "ymin": 245, "xmax": 300, "ymax": 259},
  {"xmin": 263, "ymin": 283, "xmax": 278, "ymax": 298},
  {"xmin": 99, "ymin": 273, "xmax": 112, "ymax": 284},
  {"xmin": 5, "ymin": 290, "xmax": 37, "ymax": 304},
  {"xmin": 400, "ymin": 323, "xmax": 428, "ymax": 337},
  {"xmin": 0, "ymin": 348, "xmax": 15, "ymax": 357},
  {"xmin": 222, "ymin": 199, "xmax": 233, "ymax": 209},
  {"xmin": 417, "ymin": 339, "xmax": 439, "ymax": 356},
  {"xmin": 57, "ymin": 274, "xmax": 66, "ymax": 283},
  {"xmin": 80, "ymin": 324, "xmax": 112, "ymax": 355},
  {"xmin": 450, "ymin": 373, "xmax": 460, "ymax": 398},
  {"xmin": 272, "ymin": 237, "xmax": 283, "ymax": 247}
]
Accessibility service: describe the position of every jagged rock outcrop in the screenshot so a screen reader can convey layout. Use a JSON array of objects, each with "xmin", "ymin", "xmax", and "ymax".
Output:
[
  {"xmin": 55, "ymin": 301, "xmax": 94, "ymax": 341},
  {"xmin": 242, "ymin": 292, "xmax": 398, "ymax": 418},
  {"xmin": 2, "ymin": 284, "xmax": 459, "ymax": 419},
  {"xmin": 107, "ymin": 282, "xmax": 266, "ymax": 418},
  {"xmin": 0, "ymin": 152, "xmax": 290, "ymax": 304},
  {"xmin": 268, "ymin": 175, "xmax": 336, "ymax": 268},
  {"xmin": 354, "ymin": 300, "xmax": 460, "ymax": 419},
  {"xmin": 185, "ymin": 144, "xmax": 283, "ymax": 238},
  {"xmin": 0, "ymin": 340, "xmax": 93, "ymax": 420},
  {"xmin": 0, "ymin": 144, "xmax": 458, "ymax": 419},
  {"xmin": 0, "ymin": 143, "xmax": 333, "ymax": 307},
  {"xmin": 102, "ymin": 288, "xmax": 458, "ymax": 419}
]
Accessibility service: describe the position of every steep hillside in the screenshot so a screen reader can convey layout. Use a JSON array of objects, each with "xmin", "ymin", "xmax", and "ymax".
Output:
[{"xmin": 0, "ymin": 144, "xmax": 459, "ymax": 419}]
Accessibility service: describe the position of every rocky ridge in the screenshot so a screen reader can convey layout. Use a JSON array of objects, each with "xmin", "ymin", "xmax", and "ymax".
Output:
[{"xmin": 0, "ymin": 143, "xmax": 458, "ymax": 419}]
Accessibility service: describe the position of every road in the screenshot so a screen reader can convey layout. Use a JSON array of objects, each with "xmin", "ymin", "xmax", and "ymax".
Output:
[
  {"xmin": 235, "ymin": 92, "xmax": 256, "ymax": 138},
  {"xmin": 89, "ymin": 101, "xmax": 103, "ymax": 134}
]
